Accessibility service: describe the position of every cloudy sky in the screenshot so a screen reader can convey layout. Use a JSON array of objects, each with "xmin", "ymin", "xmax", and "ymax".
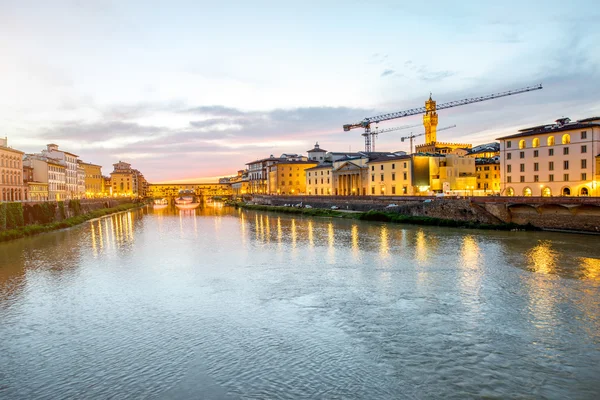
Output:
[{"xmin": 2, "ymin": 0, "xmax": 599, "ymax": 182}]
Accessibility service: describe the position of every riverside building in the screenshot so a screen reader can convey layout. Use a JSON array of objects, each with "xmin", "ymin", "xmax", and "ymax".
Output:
[
  {"xmin": 41, "ymin": 144, "xmax": 82, "ymax": 199},
  {"xmin": 0, "ymin": 137, "xmax": 25, "ymax": 202},
  {"xmin": 78, "ymin": 161, "xmax": 104, "ymax": 197},
  {"xmin": 497, "ymin": 117, "xmax": 600, "ymax": 197}
]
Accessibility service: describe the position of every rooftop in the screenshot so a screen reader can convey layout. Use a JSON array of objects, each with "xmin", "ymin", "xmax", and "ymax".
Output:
[{"xmin": 497, "ymin": 122, "xmax": 600, "ymax": 140}]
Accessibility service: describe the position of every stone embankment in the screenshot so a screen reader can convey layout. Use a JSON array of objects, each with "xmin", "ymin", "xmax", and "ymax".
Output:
[
  {"xmin": 0, "ymin": 198, "xmax": 141, "ymax": 242},
  {"xmin": 251, "ymin": 195, "xmax": 600, "ymax": 233}
]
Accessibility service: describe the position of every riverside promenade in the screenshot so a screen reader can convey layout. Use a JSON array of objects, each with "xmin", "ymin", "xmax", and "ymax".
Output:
[{"xmin": 250, "ymin": 195, "xmax": 600, "ymax": 233}]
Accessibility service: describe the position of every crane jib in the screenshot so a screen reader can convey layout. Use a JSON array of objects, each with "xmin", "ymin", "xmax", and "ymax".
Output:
[{"xmin": 348, "ymin": 84, "xmax": 543, "ymax": 127}]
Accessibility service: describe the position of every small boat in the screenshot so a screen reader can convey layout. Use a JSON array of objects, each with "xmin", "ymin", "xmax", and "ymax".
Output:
[{"xmin": 175, "ymin": 202, "xmax": 200, "ymax": 210}]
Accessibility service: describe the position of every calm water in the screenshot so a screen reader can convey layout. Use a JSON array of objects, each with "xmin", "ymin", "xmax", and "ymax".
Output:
[{"xmin": 1, "ymin": 205, "xmax": 600, "ymax": 399}]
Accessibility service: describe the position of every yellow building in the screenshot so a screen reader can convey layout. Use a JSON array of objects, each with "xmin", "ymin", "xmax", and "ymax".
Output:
[
  {"xmin": 306, "ymin": 164, "xmax": 333, "ymax": 195},
  {"xmin": 267, "ymin": 160, "xmax": 318, "ymax": 195},
  {"xmin": 27, "ymin": 182, "xmax": 49, "ymax": 201},
  {"xmin": 367, "ymin": 155, "xmax": 412, "ymax": 195},
  {"xmin": 111, "ymin": 162, "xmax": 135, "ymax": 196},
  {"xmin": 0, "ymin": 137, "xmax": 26, "ymax": 201},
  {"xmin": 102, "ymin": 176, "xmax": 112, "ymax": 197},
  {"xmin": 475, "ymin": 159, "xmax": 500, "ymax": 194},
  {"xmin": 426, "ymin": 154, "xmax": 477, "ymax": 194},
  {"xmin": 79, "ymin": 161, "xmax": 103, "ymax": 198}
]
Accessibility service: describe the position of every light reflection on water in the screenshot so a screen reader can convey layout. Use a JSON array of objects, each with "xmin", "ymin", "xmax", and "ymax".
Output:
[{"xmin": 1, "ymin": 205, "xmax": 600, "ymax": 399}]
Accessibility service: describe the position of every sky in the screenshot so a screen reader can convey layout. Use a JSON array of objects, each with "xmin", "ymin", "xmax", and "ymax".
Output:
[{"xmin": 1, "ymin": 0, "xmax": 599, "ymax": 183}]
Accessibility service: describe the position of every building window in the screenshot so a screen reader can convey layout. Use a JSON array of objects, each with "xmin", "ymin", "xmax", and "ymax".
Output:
[
  {"xmin": 371, "ymin": 175, "xmax": 374, "ymax": 182},
  {"xmin": 582, "ymin": 173, "xmax": 587, "ymax": 180},
  {"xmin": 507, "ymin": 153, "xmax": 512, "ymax": 160},
  {"xmin": 564, "ymin": 174, "xmax": 569, "ymax": 181},
  {"xmin": 520, "ymin": 164, "xmax": 525, "ymax": 172},
  {"xmin": 380, "ymin": 165, "xmax": 384, "ymax": 170},
  {"xmin": 534, "ymin": 175, "xmax": 539, "ymax": 182},
  {"xmin": 533, "ymin": 150, "xmax": 539, "ymax": 157},
  {"xmin": 523, "ymin": 187, "xmax": 532, "ymax": 196},
  {"xmin": 392, "ymin": 164, "xmax": 395, "ymax": 169},
  {"xmin": 581, "ymin": 131, "xmax": 587, "ymax": 139},
  {"xmin": 549, "ymin": 174, "xmax": 554, "ymax": 182},
  {"xmin": 507, "ymin": 165, "xmax": 512, "ymax": 173},
  {"xmin": 392, "ymin": 173, "xmax": 396, "ymax": 181},
  {"xmin": 581, "ymin": 145, "xmax": 587, "ymax": 153},
  {"xmin": 371, "ymin": 166, "xmax": 374, "ymax": 171},
  {"xmin": 519, "ymin": 140, "xmax": 525, "ymax": 149},
  {"xmin": 562, "ymin": 134, "xmax": 571, "ymax": 144},
  {"xmin": 520, "ymin": 176, "xmax": 525, "ymax": 182},
  {"xmin": 520, "ymin": 151, "xmax": 525, "ymax": 159},
  {"xmin": 506, "ymin": 187, "xmax": 514, "ymax": 196},
  {"xmin": 564, "ymin": 160, "xmax": 569, "ymax": 170},
  {"xmin": 507, "ymin": 141, "xmax": 512, "ymax": 148},
  {"xmin": 403, "ymin": 172, "xmax": 407, "ymax": 180},
  {"xmin": 532, "ymin": 138, "xmax": 540, "ymax": 147},
  {"xmin": 391, "ymin": 186, "xmax": 396, "ymax": 194},
  {"xmin": 549, "ymin": 148, "xmax": 554, "ymax": 156},
  {"xmin": 582, "ymin": 159, "xmax": 587, "ymax": 169},
  {"xmin": 549, "ymin": 161, "xmax": 554, "ymax": 171},
  {"xmin": 563, "ymin": 187, "xmax": 571, "ymax": 196},
  {"xmin": 380, "ymin": 174, "xmax": 384, "ymax": 181},
  {"xmin": 371, "ymin": 187, "xmax": 375, "ymax": 194},
  {"xmin": 534, "ymin": 162, "xmax": 539, "ymax": 171},
  {"xmin": 563, "ymin": 147, "xmax": 569, "ymax": 155},
  {"xmin": 403, "ymin": 162, "xmax": 407, "ymax": 168}
]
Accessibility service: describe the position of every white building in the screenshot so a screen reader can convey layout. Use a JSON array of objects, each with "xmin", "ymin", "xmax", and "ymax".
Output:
[
  {"xmin": 497, "ymin": 117, "xmax": 600, "ymax": 197},
  {"xmin": 42, "ymin": 144, "xmax": 81, "ymax": 199}
]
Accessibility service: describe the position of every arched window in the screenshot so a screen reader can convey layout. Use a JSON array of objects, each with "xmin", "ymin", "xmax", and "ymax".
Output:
[
  {"xmin": 542, "ymin": 187, "xmax": 551, "ymax": 197},
  {"xmin": 532, "ymin": 138, "xmax": 540, "ymax": 148},
  {"xmin": 523, "ymin": 187, "xmax": 532, "ymax": 197},
  {"xmin": 547, "ymin": 136, "xmax": 555, "ymax": 146},
  {"xmin": 562, "ymin": 187, "xmax": 571, "ymax": 196},
  {"xmin": 580, "ymin": 187, "xmax": 589, "ymax": 196},
  {"xmin": 519, "ymin": 139, "xmax": 526, "ymax": 149},
  {"xmin": 562, "ymin": 134, "xmax": 570, "ymax": 144},
  {"xmin": 506, "ymin": 187, "xmax": 514, "ymax": 196}
]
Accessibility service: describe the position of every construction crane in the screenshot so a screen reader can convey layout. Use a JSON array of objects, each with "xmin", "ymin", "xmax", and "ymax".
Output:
[
  {"xmin": 401, "ymin": 125, "xmax": 456, "ymax": 154},
  {"xmin": 367, "ymin": 123, "xmax": 421, "ymax": 152},
  {"xmin": 343, "ymin": 84, "xmax": 543, "ymax": 152}
]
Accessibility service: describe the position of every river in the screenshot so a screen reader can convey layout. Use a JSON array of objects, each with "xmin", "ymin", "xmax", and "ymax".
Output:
[{"xmin": 1, "ymin": 205, "xmax": 600, "ymax": 399}]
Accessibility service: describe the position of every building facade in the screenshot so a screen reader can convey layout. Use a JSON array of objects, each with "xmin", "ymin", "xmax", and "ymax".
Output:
[
  {"xmin": 267, "ymin": 160, "xmax": 318, "ymax": 195},
  {"xmin": 475, "ymin": 158, "xmax": 500, "ymax": 194},
  {"xmin": 367, "ymin": 155, "xmax": 413, "ymax": 195},
  {"xmin": 79, "ymin": 161, "xmax": 104, "ymax": 197},
  {"xmin": 497, "ymin": 117, "xmax": 600, "ymax": 197},
  {"xmin": 306, "ymin": 164, "xmax": 334, "ymax": 195},
  {"xmin": 0, "ymin": 138, "xmax": 26, "ymax": 202},
  {"xmin": 42, "ymin": 144, "xmax": 81, "ymax": 199}
]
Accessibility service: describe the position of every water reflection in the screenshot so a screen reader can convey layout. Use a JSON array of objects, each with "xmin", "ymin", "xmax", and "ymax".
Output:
[
  {"xmin": 578, "ymin": 257, "xmax": 600, "ymax": 281},
  {"xmin": 526, "ymin": 241, "xmax": 558, "ymax": 275}
]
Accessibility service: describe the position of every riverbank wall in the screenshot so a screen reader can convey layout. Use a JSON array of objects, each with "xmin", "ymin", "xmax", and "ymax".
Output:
[
  {"xmin": 0, "ymin": 198, "xmax": 135, "ymax": 232},
  {"xmin": 250, "ymin": 195, "xmax": 600, "ymax": 233}
]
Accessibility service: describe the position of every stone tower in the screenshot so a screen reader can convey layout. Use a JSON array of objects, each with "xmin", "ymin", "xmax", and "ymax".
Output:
[{"xmin": 423, "ymin": 94, "xmax": 438, "ymax": 144}]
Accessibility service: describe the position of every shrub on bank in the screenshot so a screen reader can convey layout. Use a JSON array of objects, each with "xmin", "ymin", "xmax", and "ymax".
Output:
[{"xmin": 0, "ymin": 202, "xmax": 25, "ymax": 230}]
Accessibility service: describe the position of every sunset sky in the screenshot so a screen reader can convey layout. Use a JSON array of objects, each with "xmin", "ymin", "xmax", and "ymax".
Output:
[{"xmin": 2, "ymin": 0, "xmax": 599, "ymax": 182}]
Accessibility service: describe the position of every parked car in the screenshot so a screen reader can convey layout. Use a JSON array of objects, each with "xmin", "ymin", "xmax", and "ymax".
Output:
[
  {"xmin": 386, "ymin": 203, "xmax": 398, "ymax": 208},
  {"xmin": 331, "ymin": 206, "xmax": 339, "ymax": 210},
  {"xmin": 304, "ymin": 205, "xmax": 312, "ymax": 209}
]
